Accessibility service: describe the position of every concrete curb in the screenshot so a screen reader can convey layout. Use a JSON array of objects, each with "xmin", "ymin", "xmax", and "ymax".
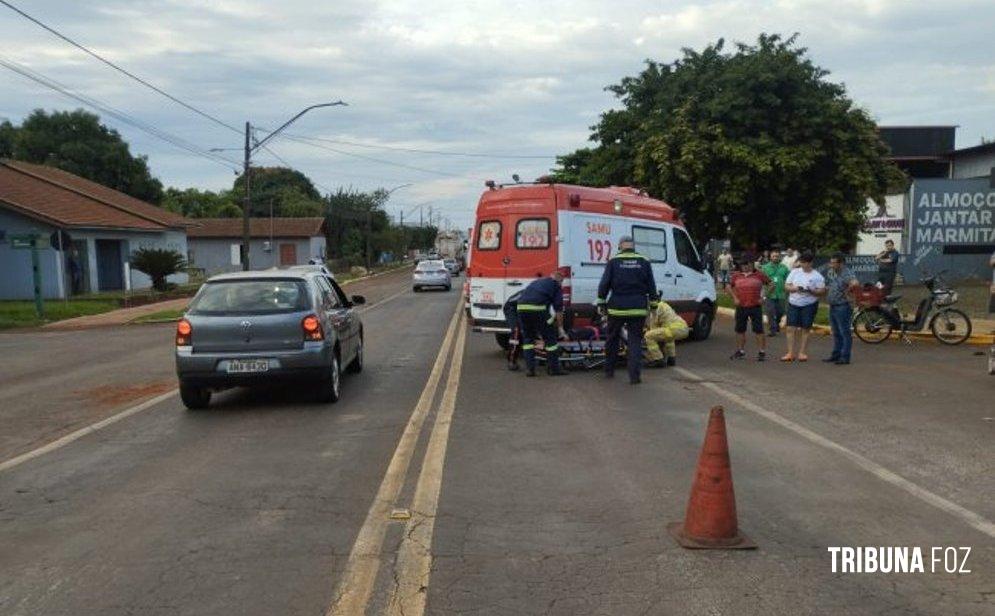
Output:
[{"xmin": 715, "ymin": 305, "xmax": 992, "ymax": 346}]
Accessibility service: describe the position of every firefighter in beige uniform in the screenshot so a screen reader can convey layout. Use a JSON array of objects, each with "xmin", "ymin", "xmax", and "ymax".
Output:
[{"xmin": 643, "ymin": 300, "xmax": 689, "ymax": 368}]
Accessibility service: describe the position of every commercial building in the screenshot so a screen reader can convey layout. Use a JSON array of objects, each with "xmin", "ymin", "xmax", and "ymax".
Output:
[
  {"xmin": 856, "ymin": 127, "xmax": 995, "ymax": 281},
  {"xmin": 0, "ymin": 159, "xmax": 189, "ymax": 299},
  {"xmin": 185, "ymin": 217, "xmax": 326, "ymax": 275}
]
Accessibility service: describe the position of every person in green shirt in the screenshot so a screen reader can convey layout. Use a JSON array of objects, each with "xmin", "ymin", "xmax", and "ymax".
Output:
[{"xmin": 761, "ymin": 249, "xmax": 790, "ymax": 336}]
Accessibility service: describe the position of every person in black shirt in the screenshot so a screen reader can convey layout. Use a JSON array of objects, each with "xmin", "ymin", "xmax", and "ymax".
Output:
[{"xmin": 875, "ymin": 239, "xmax": 900, "ymax": 295}]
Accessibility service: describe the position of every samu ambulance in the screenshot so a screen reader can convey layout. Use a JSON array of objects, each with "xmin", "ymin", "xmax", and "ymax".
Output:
[{"xmin": 466, "ymin": 180, "xmax": 716, "ymax": 349}]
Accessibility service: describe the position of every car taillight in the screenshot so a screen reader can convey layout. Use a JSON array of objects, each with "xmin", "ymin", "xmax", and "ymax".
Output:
[
  {"xmin": 302, "ymin": 314, "xmax": 324, "ymax": 341},
  {"xmin": 558, "ymin": 265, "xmax": 572, "ymax": 305},
  {"xmin": 176, "ymin": 318, "xmax": 192, "ymax": 346}
]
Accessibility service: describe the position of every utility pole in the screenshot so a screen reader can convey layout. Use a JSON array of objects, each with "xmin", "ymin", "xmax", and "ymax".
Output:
[
  {"xmin": 242, "ymin": 121, "xmax": 251, "ymax": 270},
  {"xmin": 365, "ymin": 210, "xmax": 372, "ymax": 270},
  {"xmin": 236, "ymin": 102, "xmax": 347, "ymax": 271}
]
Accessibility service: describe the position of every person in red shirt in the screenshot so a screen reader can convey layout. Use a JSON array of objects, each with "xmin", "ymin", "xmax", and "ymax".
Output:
[{"xmin": 729, "ymin": 256, "xmax": 771, "ymax": 360}]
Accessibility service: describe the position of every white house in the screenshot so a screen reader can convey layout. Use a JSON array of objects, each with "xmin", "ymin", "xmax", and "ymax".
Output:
[
  {"xmin": 185, "ymin": 217, "xmax": 326, "ymax": 275},
  {"xmin": 0, "ymin": 159, "xmax": 189, "ymax": 299}
]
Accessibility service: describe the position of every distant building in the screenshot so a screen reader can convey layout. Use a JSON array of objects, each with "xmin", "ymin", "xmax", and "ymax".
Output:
[
  {"xmin": 186, "ymin": 217, "xmax": 326, "ymax": 275},
  {"xmin": 950, "ymin": 141, "xmax": 995, "ymax": 180},
  {"xmin": 0, "ymin": 159, "xmax": 189, "ymax": 299}
]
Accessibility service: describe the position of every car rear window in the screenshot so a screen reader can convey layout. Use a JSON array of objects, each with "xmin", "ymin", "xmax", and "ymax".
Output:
[
  {"xmin": 188, "ymin": 279, "xmax": 310, "ymax": 315},
  {"xmin": 417, "ymin": 261, "xmax": 446, "ymax": 271}
]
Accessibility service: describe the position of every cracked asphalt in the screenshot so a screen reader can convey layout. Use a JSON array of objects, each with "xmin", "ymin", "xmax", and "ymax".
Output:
[{"xmin": 0, "ymin": 267, "xmax": 992, "ymax": 615}]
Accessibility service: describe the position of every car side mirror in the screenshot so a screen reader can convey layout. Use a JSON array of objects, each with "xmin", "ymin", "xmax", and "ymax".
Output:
[{"xmin": 351, "ymin": 294, "xmax": 367, "ymax": 305}]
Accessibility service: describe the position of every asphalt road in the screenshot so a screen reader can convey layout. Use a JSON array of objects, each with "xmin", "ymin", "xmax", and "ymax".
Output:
[{"xmin": 0, "ymin": 269, "xmax": 991, "ymax": 615}]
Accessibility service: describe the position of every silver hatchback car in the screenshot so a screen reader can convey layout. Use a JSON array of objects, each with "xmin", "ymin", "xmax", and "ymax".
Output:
[{"xmin": 175, "ymin": 270, "xmax": 365, "ymax": 409}]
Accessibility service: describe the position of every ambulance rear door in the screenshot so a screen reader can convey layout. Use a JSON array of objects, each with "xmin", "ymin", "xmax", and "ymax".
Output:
[{"xmin": 468, "ymin": 216, "xmax": 509, "ymax": 324}]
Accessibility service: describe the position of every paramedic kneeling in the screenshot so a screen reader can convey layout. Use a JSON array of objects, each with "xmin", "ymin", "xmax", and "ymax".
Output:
[
  {"xmin": 644, "ymin": 300, "xmax": 689, "ymax": 368},
  {"xmin": 515, "ymin": 271, "xmax": 569, "ymax": 377},
  {"xmin": 598, "ymin": 235, "xmax": 658, "ymax": 384}
]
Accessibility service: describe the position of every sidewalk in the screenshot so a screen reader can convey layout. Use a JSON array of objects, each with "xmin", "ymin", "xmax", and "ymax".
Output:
[
  {"xmin": 42, "ymin": 297, "xmax": 191, "ymax": 331},
  {"xmin": 38, "ymin": 264, "xmax": 413, "ymax": 331},
  {"xmin": 716, "ymin": 306, "xmax": 995, "ymax": 345}
]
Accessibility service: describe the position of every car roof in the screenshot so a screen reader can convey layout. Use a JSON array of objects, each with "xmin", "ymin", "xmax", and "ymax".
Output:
[{"xmin": 206, "ymin": 269, "xmax": 313, "ymax": 283}]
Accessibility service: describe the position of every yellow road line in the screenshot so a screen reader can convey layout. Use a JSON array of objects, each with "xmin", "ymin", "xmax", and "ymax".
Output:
[
  {"xmin": 673, "ymin": 365, "xmax": 995, "ymax": 539},
  {"xmin": 325, "ymin": 300, "xmax": 463, "ymax": 616},
  {"xmin": 386, "ymin": 317, "xmax": 468, "ymax": 616}
]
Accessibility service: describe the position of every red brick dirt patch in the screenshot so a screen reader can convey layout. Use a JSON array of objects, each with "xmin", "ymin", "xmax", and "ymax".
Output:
[{"xmin": 74, "ymin": 381, "xmax": 175, "ymax": 408}]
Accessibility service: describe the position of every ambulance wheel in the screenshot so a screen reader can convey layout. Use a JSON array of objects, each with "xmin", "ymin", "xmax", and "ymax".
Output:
[
  {"xmin": 495, "ymin": 333, "xmax": 511, "ymax": 351},
  {"xmin": 689, "ymin": 304, "xmax": 714, "ymax": 341}
]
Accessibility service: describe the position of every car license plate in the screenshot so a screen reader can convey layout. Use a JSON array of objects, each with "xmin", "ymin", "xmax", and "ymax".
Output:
[{"xmin": 227, "ymin": 359, "xmax": 269, "ymax": 373}]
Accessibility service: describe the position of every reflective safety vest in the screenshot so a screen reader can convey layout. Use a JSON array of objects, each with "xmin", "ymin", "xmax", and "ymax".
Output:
[
  {"xmin": 515, "ymin": 277, "xmax": 564, "ymax": 313},
  {"xmin": 597, "ymin": 249, "xmax": 658, "ymax": 317}
]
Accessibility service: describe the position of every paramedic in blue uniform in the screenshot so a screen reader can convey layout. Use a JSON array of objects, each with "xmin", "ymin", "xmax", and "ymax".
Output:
[
  {"xmin": 515, "ymin": 271, "xmax": 568, "ymax": 377},
  {"xmin": 598, "ymin": 235, "xmax": 658, "ymax": 384}
]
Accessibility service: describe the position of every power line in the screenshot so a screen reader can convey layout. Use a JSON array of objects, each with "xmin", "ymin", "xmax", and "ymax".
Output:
[
  {"xmin": 258, "ymin": 144, "xmax": 337, "ymax": 195},
  {"xmin": 273, "ymin": 132, "xmax": 480, "ymax": 180},
  {"xmin": 0, "ymin": 55, "xmax": 241, "ymax": 171},
  {"xmin": 279, "ymin": 132, "xmax": 556, "ymax": 159},
  {"xmin": 0, "ymin": 0, "xmax": 241, "ymax": 135}
]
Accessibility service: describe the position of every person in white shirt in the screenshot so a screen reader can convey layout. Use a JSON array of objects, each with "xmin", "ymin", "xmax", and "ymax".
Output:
[
  {"xmin": 781, "ymin": 248, "xmax": 798, "ymax": 270},
  {"xmin": 781, "ymin": 252, "xmax": 825, "ymax": 362}
]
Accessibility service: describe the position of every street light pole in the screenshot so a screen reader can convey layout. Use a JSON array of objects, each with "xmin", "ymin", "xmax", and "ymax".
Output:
[
  {"xmin": 242, "ymin": 121, "xmax": 252, "ymax": 269},
  {"xmin": 240, "ymin": 101, "xmax": 347, "ymax": 270}
]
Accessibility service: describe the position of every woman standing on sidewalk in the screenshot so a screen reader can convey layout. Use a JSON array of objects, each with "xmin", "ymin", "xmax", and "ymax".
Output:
[{"xmin": 781, "ymin": 252, "xmax": 825, "ymax": 362}]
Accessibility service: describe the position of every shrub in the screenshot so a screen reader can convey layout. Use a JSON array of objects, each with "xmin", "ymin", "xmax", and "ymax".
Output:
[{"xmin": 130, "ymin": 248, "xmax": 186, "ymax": 291}]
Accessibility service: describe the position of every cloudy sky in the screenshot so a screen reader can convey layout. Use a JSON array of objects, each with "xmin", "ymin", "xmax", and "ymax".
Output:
[{"xmin": 1, "ymin": 0, "xmax": 993, "ymax": 229}]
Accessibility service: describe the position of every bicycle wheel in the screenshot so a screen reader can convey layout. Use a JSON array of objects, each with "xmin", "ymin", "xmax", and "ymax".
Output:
[
  {"xmin": 853, "ymin": 307, "xmax": 892, "ymax": 343},
  {"xmin": 929, "ymin": 308, "xmax": 972, "ymax": 345}
]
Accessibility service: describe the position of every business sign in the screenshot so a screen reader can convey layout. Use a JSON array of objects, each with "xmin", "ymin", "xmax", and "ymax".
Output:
[
  {"xmin": 906, "ymin": 178, "xmax": 995, "ymax": 281},
  {"xmin": 863, "ymin": 194, "xmax": 906, "ymax": 233},
  {"xmin": 9, "ymin": 233, "xmax": 49, "ymax": 250}
]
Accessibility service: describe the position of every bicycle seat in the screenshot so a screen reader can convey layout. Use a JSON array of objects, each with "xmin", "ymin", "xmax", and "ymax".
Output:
[{"xmin": 884, "ymin": 294, "xmax": 901, "ymax": 303}]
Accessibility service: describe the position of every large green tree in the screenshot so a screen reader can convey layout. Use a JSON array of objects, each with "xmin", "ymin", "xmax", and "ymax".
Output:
[
  {"xmin": 551, "ymin": 34, "xmax": 901, "ymax": 251},
  {"xmin": 6, "ymin": 109, "xmax": 164, "ymax": 203},
  {"xmin": 0, "ymin": 120, "xmax": 15, "ymax": 158},
  {"xmin": 233, "ymin": 166, "xmax": 323, "ymax": 217},
  {"xmin": 161, "ymin": 187, "xmax": 241, "ymax": 218}
]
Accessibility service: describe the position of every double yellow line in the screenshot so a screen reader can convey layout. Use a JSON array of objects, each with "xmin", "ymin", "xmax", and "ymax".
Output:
[{"xmin": 327, "ymin": 300, "xmax": 467, "ymax": 616}]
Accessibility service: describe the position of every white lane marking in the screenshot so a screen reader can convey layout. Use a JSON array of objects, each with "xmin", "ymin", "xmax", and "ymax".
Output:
[
  {"xmin": 0, "ymin": 279, "xmax": 412, "ymax": 474},
  {"xmin": 673, "ymin": 366, "xmax": 995, "ymax": 538},
  {"xmin": 387, "ymin": 315, "xmax": 467, "ymax": 616},
  {"xmin": 0, "ymin": 389, "xmax": 178, "ymax": 473},
  {"xmin": 326, "ymin": 301, "xmax": 463, "ymax": 616}
]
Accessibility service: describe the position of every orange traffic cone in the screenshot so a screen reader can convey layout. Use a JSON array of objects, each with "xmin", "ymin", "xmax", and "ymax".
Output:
[{"xmin": 668, "ymin": 406, "xmax": 756, "ymax": 549}]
